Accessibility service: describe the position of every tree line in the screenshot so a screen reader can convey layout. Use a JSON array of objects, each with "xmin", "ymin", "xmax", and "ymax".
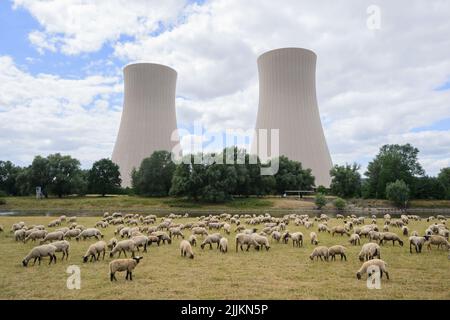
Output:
[{"xmin": 1, "ymin": 143, "xmax": 450, "ymax": 205}]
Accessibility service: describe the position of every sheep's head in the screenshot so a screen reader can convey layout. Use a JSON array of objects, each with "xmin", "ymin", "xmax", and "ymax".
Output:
[
  {"xmin": 399, "ymin": 240, "xmax": 404, "ymax": 247},
  {"xmin": 133, "ymin": 256, "xmax": 143, "ymax": 264},
  {"xmin": 83, "ymin": 256, "xmax": 88, "ymax": 263},
  {"xmin": 22, "ymin": 259, "xmax": 28, "ymax": 267},
  {"xmin": 356, "ymin": 272, "xmax": 362, "ymax": 280}
]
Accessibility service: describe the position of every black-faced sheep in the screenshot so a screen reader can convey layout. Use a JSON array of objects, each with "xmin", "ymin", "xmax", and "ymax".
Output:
[
  {"xmin": 235, "ymin": 233, "xmax": 260, "ymax": 252},
  {"xmin": 110, "ymin": 239, "xmax": 136, "ymax": 258},
  {"xmin": 83, "ymin": 241, "xmax": 107, "ymax": 262},
  {"xmin": 331, "ymin": 226, "xmax": 350, "ymax": 237},
  {"xmin": 219, "ymin": 238, "xmax": 228, "ymax": 253},
  {"xmin": 310, "ymin": 232, "xmax": 318, "ymax": 245},
  {"xmin": 356, "ymin": 259, "xmax": 389, "ymax": 280},
  {"xmin": 379, "ymin": 232, "xmax": 404, "ymax": 246},
  {"xmin": 200, "ymin": 233, "xmax": 222, "ymax": 250},
  {"xmin": 358, "ymin": 243, "xmax": 381, "ymax": 261},
  {"xmin": 309, "ymin": 246, "xmax": 329, "ymax": 261},
  {"xmin": 328, "ymin": 245, "xmax": 347, "ymax": 261},
  {"xmin": 409, "ymin": 236, "xmax": 426, "ymax": 253},
  {"xmin": 110, "ymin": 256, "xmax": 142, "ymax": 281},
  {"xmin": 22, "ymin": 244, "xmax": 57, "ymax": 266}
]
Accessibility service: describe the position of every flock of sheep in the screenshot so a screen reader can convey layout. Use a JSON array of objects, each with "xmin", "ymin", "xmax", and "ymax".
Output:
[{"xmin": 1, "ymin": 211, "xmax": 449, "ymax": 282}]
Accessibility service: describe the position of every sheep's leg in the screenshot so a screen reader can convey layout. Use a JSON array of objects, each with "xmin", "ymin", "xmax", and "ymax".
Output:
[
  {"xmin": 384, "ymin": 271, "xmax": 389, "ymax": 280},
  {"xmin": 144, "ymin": 244, "xmax": 147, "ymax": 253},
  {"xmin": 38, "ymin": 257, "xmax": 42, "ymax": 265},
  {"xmin": 129, "ymin": 271, "xmax": 133, "ymax": 281},
  {"xmin": 209, "ymin": 243, "xmax": 212, "ymax": 250}
]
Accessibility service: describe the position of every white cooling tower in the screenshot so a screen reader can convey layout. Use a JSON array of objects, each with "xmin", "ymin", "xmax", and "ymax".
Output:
[
  {"xmin": 112, "ymin": 63, "xmax": 179, "ymax": 187},
  {"xmin": 252, "ymin": 48, "xmax": 333, "ymax": 187}
]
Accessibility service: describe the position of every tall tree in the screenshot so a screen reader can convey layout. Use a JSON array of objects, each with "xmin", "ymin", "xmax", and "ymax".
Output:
[
  {"xmin": 132, "ymin": 150, "xmax": 176, "ymax": 196},
  {"xmin": 364, "ymin": 144, "xmax": 424, "ymax": 198},
  {"xmin": 88, "ymin": 159, "xmax": 121, "ymax": 196},
  {"xmin": 329, "ymin": 163, "xmax": 362, "ymax": 198},
  {"xmin": 411, "ymin": 176, "xmax": 446, "ymax": 200},
  {"xmin": 47, "ymin": 153, "xmax": 83, "ymax": 198},
  {"xmin": 29, "ymin": 156, "xmax": 52, "ymax": 197},
  {"xmin": 0, "ymin": 160, "xmax": 21, "ymax": 195},
  {"xmin": 274, "ymin": 156, "xmax": 315, "ymax": 194},
  {"xmin": 438, "ymin": 167, "xmax": 450, "ymax": 199}
]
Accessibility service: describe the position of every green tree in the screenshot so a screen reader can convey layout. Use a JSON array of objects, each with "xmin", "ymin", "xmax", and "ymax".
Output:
[
  {"xmin": 386, "ymin": 180, "xmax": 410, "ymax": 208},
  {"xmin": 0, "ymin": 160, "xmax": 21, "ymax": 195},
  {"xmin": 365, "ymin": 144, "xmax": 424, "ymax": 198},
  {"xmin": 438, "ymin": 167, "xmax": 450, "ymax": 199},
  {"xmin": 132, "ymin": 150, "xmax": 176, "ymax": 197},
  {"xmin": 329, "ymin": 163, "xmax": 361, "ymax": 198},
  {"xmin": 29, "ymin": 156, "xmax": 51, "ymax": 197},
  {"xmin": 88, "ymin": 159, "xmax": 121, "ymax": 196},
  {"xmin": 274, "ymin": 156, "xmax": 315, "ymax": 194},
  {"xmin": 47, "ymin": 153, "xmax": 83, "ymax": 198},
  {"xmin": 202, "ymin": 160, "xmax": 237, "ymax": 202},
  {"xmin": 15, "ymin": 167, "xmax": 32, "ymax": 196},
  {"xmin": 315, "ymin": 193, "xmax": 327, "ymax": 209},
  {"xmin": 411, "ymin": 176, "xmax": 446, "ymax": 200},
  {"xmin": 333, "ymin": 197, "xmax": 346, "ymax": 210}
]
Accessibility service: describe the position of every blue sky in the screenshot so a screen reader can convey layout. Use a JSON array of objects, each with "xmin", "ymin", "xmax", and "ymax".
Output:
[{"xmin": 0, "ymin": 0, "xmax": 449, "ymax": 176}]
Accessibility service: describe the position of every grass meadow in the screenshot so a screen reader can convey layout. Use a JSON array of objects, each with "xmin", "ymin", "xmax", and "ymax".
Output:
[{"xmin": 0, "ymin": 215, "xmax": 449, "ymax": 300}]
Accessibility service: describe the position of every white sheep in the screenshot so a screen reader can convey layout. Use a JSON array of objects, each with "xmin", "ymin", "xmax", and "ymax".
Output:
[
  {"xmin": 379, "ymin": 232, "xmax": 404, "ymax": 246},
  {"xmin": 51, "ymin": 240, "xmax": 70, "ymax": 260},
  {"xmin": 107, "ymin": 237, "xmax": 118, "ymax": 250},
  {"xmin": 309, "ymin": 246, "xmax": 329, "ymax": 261},
  {"xmin": 349, "ymin": 233, "xmax": 360, "ymax": 246},
  {"xmin": 109, "ymin": 256, "xmax": 143, "ymax": 281},
  {"xmin": 188, "ymin": 234, "xmax": 197, "ymax": 247},
  {"xmin": 83, "ymin": 241, "xmax": 107, "ymax": 262},
  {"xmin": 358, "ymin": 243, "xmax": 381, "ymax": 261},
  {"xmin": 75, "ymin": 228, "xmax": 103, "ymax": 241},
  {"xmin": 132, "ymin": 235, "xmax": 149, "ymax": 253},
  {"xmin": 22, "ymin": 244, "xmax": 57, "ymax": 266},
  {"xmin": 24, "ymin": 230, "xmax": 48, "ymax": 243},
  {"xmin": 328, "ymin": 245, "xmax": 347, "ymax": 261},
  {"xmin": 219, "ymin": 238, "xmax": 228, "ymax": 253},
  {"xmin": 356, "ymin": 259, "xmax": 389, "ymax": 280},
  {"xmin": 291, "ymin": 232, "xmax": 304, "ymax": 247},
  {"xmin": 110, "ymin": 239, "xmax": 136, "ymax": 258},
  {"xmin": 331, "ymin": 226, "xmax": 350, "ymax": 237},
  {"xmin": 14, "ymin": 229, "xmax": 26, "ymax": 242},
  {"xmin": 191, "ymin": 227, "xmax": 209, "ymax": 237},
  {"xmin": 180, "ymin": 240, "xmax": 195, "ymax": 259},
  {"xmin": 425, "ymin": 235, "xmax": 450, "ymax": 250},
  {"xmin": 235, "ymin": 233, "xmax": 260, "ymax": 252},
  {"xmin": 64, "ymin": 228, "xmax": 81, "ymax": 239},
  {"xmin": 251, "ymin": 234, "xmax": 270, "ymax": 251},
  {"xmin": 310, "ymin": 232, "xmax": 318, "ymax": 245},
  {"xmin": 223, "ymin": 223, "xmax": 231, "ymax": 235},
  {"xmin": 40, "ymin": 231, "xmax": 65, "ymax": 244},
  {"xmin": 409, "ymin": 236, "xmax": 426, "ymax": 253},
  {"xmin": 201, "ymin": 233, "xmax": 223, "ymax": 249}
]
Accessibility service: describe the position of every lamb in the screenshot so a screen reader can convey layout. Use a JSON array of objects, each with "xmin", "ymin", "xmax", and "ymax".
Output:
[
  {"xmin": 22, "ymin": 244, "xmax": 57, "ymax": 266},
  {"xmin": 309, "ymin": 246, "xmax": 329, "ymax": 261},
  {"xmin": 358, "ymin": 243, "xmax": 381, "ymax": 261},
  {"xmin": 188, "ymin": 234, "xmax": 197, "ymax": 246},
  {"xmin": 219, "ymin": 238, "xmax": 228, "ymax": 253},
  {"xmin": 356, "ymin": 259, "xmax": 389, "ymax": 280},
  {"xmin": 191, "ymin": 227, "xmax": 209, "ymax": 237},
  {"xmin": 235, "ymin": 233, "xmax": 260, "ymax": 252},
  {"xmin": 349, "ymin": 233, "xmax": 361, "ymax": 246},
  {"xmin": 180, "ymin": 240, "xmax": 194, "ymax": 259},
  {"xmin": 83, "ymin": 241, "xmax": 107, "ymax": 262},
  {"xmin": 251, "ymin": 234, "xmax": 270, "ymax": 251},
  {"xmin": 331, "ymin": 226, "xmax": 350, "ymax": 237},
  {"xmin": 409, "ymin": 236, "xmax": 426, "ymax": 253},
  {"xmin": 40, "ymin": 231, "xmax": 65, "ymax": 244},
  {"xmin": 24, "ymin": 230, "xmax": 48, "ymax": 243},
  {"xmin": 131, "ymin": 235, "xmax": 149, "ymax": 253},
  {"xmin": 379, "ymin": 232, "xmax": 404, "ymax": 246},
  {"xmin": 310, "ymin": 232, "xmax": 318, "ymax": 245},
  {"xmin": 51, "ymin": 240, "xmax": 70, "ymax": 260},
  {"xmin": 109, "ymin": 256, "xmax": 143, "ymax": 281},
  {"xmin": 64, "ymin": 228, "xmax": 81, "ymax": 239},
  {"xmin": 109, "ymin": 239, "xmax": 136, "ymax": 258},
  {"xmin": 425, "ymin": 235, "xmax": 450, "ymax": 250},
  {"xmin": 75, "ymin": 228, "xmax": 103, "ymax": 241},
  {"xmin": 14, "ymin": 229, "xmax": 26, "ymax": 242},
  {"xmin": 328, "ymin": 245, "xmax": 347, "ymax": 261},
  {"xmin": 291, "ymin": 232, "xmax": 303, "ymax": 247},
  {"xmin": 201, "ymin": 233, "xmax": 223, "ymax": 249}
]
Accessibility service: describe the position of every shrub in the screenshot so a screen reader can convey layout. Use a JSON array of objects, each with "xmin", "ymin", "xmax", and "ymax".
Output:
[
  {"xmin": 315, "ymin": 193, "xmax": 326, "ymax": 209},
  {"xmin": 386, "ymin": 180, "xmax": 410, "ymax": 208},
  {"xmin": 333, "ymin": 197, "xmax": 346, "ymax": 210}
]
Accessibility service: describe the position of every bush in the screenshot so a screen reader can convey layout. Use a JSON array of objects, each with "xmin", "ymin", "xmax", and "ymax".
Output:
[
  {"xmin": 386, "ymin": 180, "xmax": 410, "ymax": 208},
  {"xmin": 0, "ymin": 198, "xmax": 6, "ymax": 205},
  {"xmin": 315, "ymin": 193, "xmax": 326, "ymax": 209},
  {"xmin": 333, "ymin": 197, "xmax": 346, "ymax": 210}
]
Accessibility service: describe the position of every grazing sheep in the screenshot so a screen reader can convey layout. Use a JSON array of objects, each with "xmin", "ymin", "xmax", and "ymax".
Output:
[
  {"xmin": 219, "ymin": 238, "xmax": 228, "ymax": 253},
  {"xmin": 22, "ymin": 244, "xmax": 57, "ymax": 267},
  {"xmin": 281, "ymin": 231, "xmax": 291, "ymax": 244},
  {"xmin": 271, "ymin": 231, "xmax": 282, "ymax": 242},
  {"xmin": 402, "ymin": 226, "xmax": 409, "ymax": 236},
  {"xmin": 409, "ymin": 236, "xmax": 426, "ymax": 253},
  {"xmin": 51, "ymin": 240, "xmax": 70, "ymax": 260},
  {"xmin": 40, "ymin": 231, "xmax": 65, "ymax": 244},
  {"xmin": 223, "ymin": 223, "xmax": 231, "ymax": 235},
  {"xmin": 83, "ymin": 241, "xmax": 107, "ymax": 262},
  {"xmin": 235, "ymin": 233, "xmax": 260, "ymax": 252},
  {"xmin": 304, "ymin": 221, "xmax": 314, "ymax": 229},
  {"xmin": 110, "ymin": 239, "xmax": 136, "ymax": 258},
  {"xmin": 368, "ymin": 231, "xmax": 383, "ymax": 242},
  {"xmin": 318, "ymin": 223, "xmax": 330, "ymax": 233},
  {"xmin": 291, "ymin": 232, "xmax": 303, "ymax": 247},
  {"xmin": 55, "ymin": 227, "xmax": 69, "ymax": 234},
  {"xmin": 356, "ymin": 259, "xmax": 389, "ymax": 280},
  {"xmin": 131, "ymin": 235, "xmax": 149, "ymax": 253},
  {"xmin": 14, "ymin": 229, "xmax": 26, "ymax": 242},
  {"xmin": 64, "ymin": 228, "xmax": 81, "ymax": 239},
  {"xmin": 95, "ymin": 221, "xmax": 109, "ymax": 229},
  {"xmin": 331, "ymin": 226, "xmax": 350, "ymax": 237},
  {"xmin": 48, "ymin": 219, "xmax": 61, "ymax": 228},
  {"xmin": 180, "ymin": 240, "xmax": 194, "ymax": 259},
  {"xmin": 169, "ymin": 227, "xmax": 184, "ymax": 239},
  {"xmin": 24, "ymin": 230, "xmax": 48, "ymax": 243},
  {"xmin": 192, "ymin": 227, "xmax": 209, "ymax": 237},
  {"xmin": 76, "ymin": 228, "xmax": 103, "ymax": 241},
  {"xmin": 201, "ymin": 233, "xmax": 223, "ymax": 250},
  {"xmin": 310, "ymin": 232, "xmax": 318, "ymax": 245},
  {"xmin": 107, "ymin": 237, "xmax": 118, "ymax": 250},
  {"xmin": 425, "ymin": 235, "xmax": 450, "ymax": 250},
  {"xmin": 188, "ymin": 234, "xmax": 197, "ymax": 247},
  {"xmin": 349, "ymin": 233, "xmax": 361, "ymax": 246},
  {"xmin": 328, "ymin": 245, "xmax": 347, "ymax": 261},
  {"xmin": 109, "ymin": 256, "xmax": 143, "ymax": 281},
  {"xmin": 309, "ymin": 246, "xmax": 329, "ymax": 261},
  {"xmin": 358, "ymin": 243, "xmax": 381, "ymax": 261},
  {"xmin": 147, "ymin": 235, "xmax": 160, "ymax": 246},
  {"xmin": 251, "ymin": 234, "xmax": 270, "ymax": 251},
  {"xmin": 379, "ymin": 232, "xmax": 404, "ymax": 246}
]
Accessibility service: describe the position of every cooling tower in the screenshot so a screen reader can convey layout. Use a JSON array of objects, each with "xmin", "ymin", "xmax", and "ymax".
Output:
[
  {"xmin": 252, "ymin": 48, "xmax": 333, "ymax": 187},
  {"xmin": 112, "ymin": 63, "xmax": 179, "ymax": 187}
]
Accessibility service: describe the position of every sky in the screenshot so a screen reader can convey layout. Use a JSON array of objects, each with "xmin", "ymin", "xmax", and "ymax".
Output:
[{"xmin": 0, "ymin": 0, "xmax": 449, "ymax": 176}]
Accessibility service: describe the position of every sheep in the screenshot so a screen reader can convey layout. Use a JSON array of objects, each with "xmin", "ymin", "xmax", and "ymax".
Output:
[
  {"xmin": 271, "ymin": 231, "xmax": 282, "ymax": 242},
  {"xmin": 40, "ymin": 231, "xmax": 65, "ymax": 244},
  {"xmin": 55, "ymin": 227, "xmax": 69, "ymax": 234},
  {"xmin": 425, "ymin": 235, "xmax": 450, "ymax": 250},
  {"xmin": 191, "ymin": 227, "xmax": 209, "ymax": 237},
  {"xmin": 358, "ymin": 243, "xmax": 381, "ymax": 261},
  {"xmin": 180, "ymin": 240, "xmax": 194, "ymax": 259},
  {"xmin": 411, "ymin": 230, "xmax": 418, "ymax": 237},
  {"xmin": 383, "ymin": 225, "xmax": 389, "ymax": 232},
  {"xmin": 75, "ymin": 228, "xmax": 103, "ymax": 241},
  {"xmin": 331, "ymin": 226, "xmax": 350, "ymax": 237},
  {"xmin": 155, "ymin": 232, "xmax": 172, "ymax": 245},
  {"xmin": 243, "ymin": 228, "xmax": 257, "ymax": 234},
  {"xmin": 310, "ymin": 232, "xmax": 318, "ymax": 245},
  {"xmin": 223, "ymin": 223, "xmax": 231, "ymax": 235},
  {"xmin": 235, "ymin": 233, "xmax": 260, "ymax": 252},
  {"xmin": 48, "ymin": 219, "xmax": 61, "ymax": 228},
  {"xmin": 309, "ymin": 246, "xmax": 329, "ymax": 261},
  {"xmin": 169, "ymin": 227, "xmax": 184, "ymax": 239},
  {"xmin": 348, "ymin": 233, "xmax": 360, "ymax": 246},
  {"xmin": 368, "ymin": 231, "xmax": 383, "ymax": 242},
  {"xmin": 107, "ymin": 237, "xmax": 118, "ymax": 250},
  {"xmin": 147, "ymin": 235, "xmax": 160, "ymax": 246},
  {"xmin": 83, "ymin": 241, "xmax": 107, "ymax": 262},
  {"xmin": 379, "ymin": 232, "xmax": 404, "ymax": 246},
  {"xmin": 188, "ymin": 234, "xmax": 197, "ymax": 247},
  {"xmin": 219, "ymin": 238, "xmax": 228, "ymax": 253},
  {"xmin": 68, "ymin": 216, "xmax": 77, "ymax": 223},
  {"xmin": 110, "ymin": 239, "xmax": 136, "ymax": 258},
  {"xmin": 318, "ymin": 223, "xmax": 330, "ymax": 233},
  {"xmin": 304, "ymin": 221, "xmax": 313, "ymax": 229},
  {"xmin": 409, "ymin": 236, "xmax": 426, "ymax": 253},
  {"xmin": 402, "ymin": 226, "xmax": 409, "ymax": 236},
  {"xmin": 95, "ymin": 221, "xmax": 109, "ymax": 229},
  {"xmin": 11, "ymin": 222, "xmax": 25, "ymax": 232},
  {"xmin": 281, "ymin": 231, "xmax": 291, "ymax": 244},
  {"xmin": 356, "ymin": 259, "xmax": 389, "ymax": 280},
  {"xmin": 51, "ymin": 240, "xmax": 70, "ymax": 260},
  {"xmin": 110, "ymin": 256, "xmax": 143, "ymax": 281},
  {"xmin": 291, "ymin": 232, "xmax": 303, "ymax": 247},
  {"xmin": 22, "ymin": 244, "xmax": 57, "ymax": 267},
  {"xmin": 64, "ymin": 228, "xmax": 81, "ymax": 239},
  {"xmin": 131, "ymin": 235, "xmax": 149, "ymax": 253},
  {"xmin": 201, "ymin": 233, "xmax": 223, "ymax": 250},
  {"xmin": 251, "ymin": 234, "xmax": 270, "ymax": 251},
  {"xmin": 14, "ymin": 229, "xmax": 26, "ymax": 242},
  {"xmin": 328, "ymin": 245, "xmax": 347, "ymax": 261},
  {"xmin": 24, "ymin": 230, "xmax": 48, "ymax": 243}
]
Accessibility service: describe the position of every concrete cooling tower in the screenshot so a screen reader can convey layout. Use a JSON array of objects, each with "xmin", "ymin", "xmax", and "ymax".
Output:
[
  {"xmin": 112, "ymin": 63, "xmax": 179, "ymax": 187},
  {"xmin": 252, "ymin": 48, "xmax": 333, "ymax": 187}
]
